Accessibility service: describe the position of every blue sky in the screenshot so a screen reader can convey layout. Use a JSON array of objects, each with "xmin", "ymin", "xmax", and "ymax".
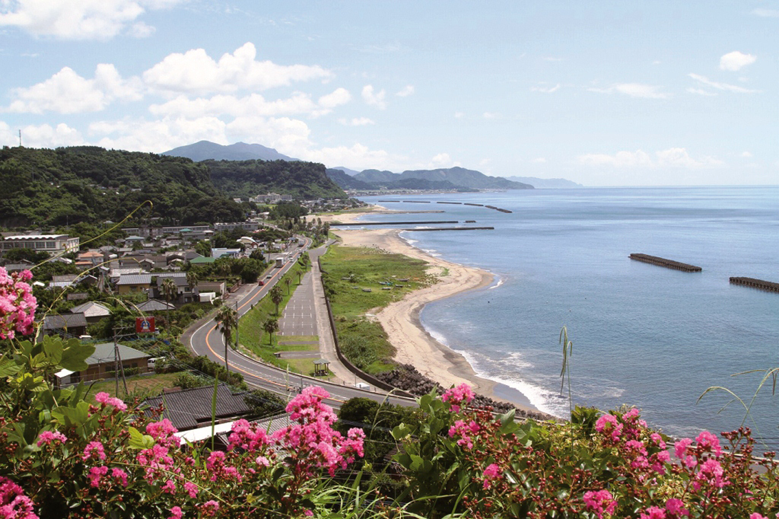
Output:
[{"xmin": 0, "ymin": 1, "xmax": 776, "ymax": 186}]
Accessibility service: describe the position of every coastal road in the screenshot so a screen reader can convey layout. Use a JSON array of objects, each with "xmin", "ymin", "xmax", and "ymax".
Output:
[{"xmin": 187, "ymin": 238, "xmax": 416, "ymax": 409}]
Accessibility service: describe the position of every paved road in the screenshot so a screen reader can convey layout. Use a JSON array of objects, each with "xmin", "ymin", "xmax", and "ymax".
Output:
[
  {"xmin": 278, "ymin": 271, "xmax": 317, "ymax": 337},
  {"xmin": 187, "ymin": 237, "xmax": 415, "ymax": 409}
]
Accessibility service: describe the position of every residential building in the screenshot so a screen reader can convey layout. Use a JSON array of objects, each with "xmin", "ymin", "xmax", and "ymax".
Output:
[
  {"xmin": 142, "ymin": 384, "xmax": 252, "ymax": 433},
  {"xmin": 115, "ymin": 274, "xmax": 152, "ymax": 294},
  {"xmin": 0, "ymin": 234, "xmax": 79, "ymax": 256},
  {"xmin": 70, "ymin": 301, "xmax": 111, "ymax": 324}
]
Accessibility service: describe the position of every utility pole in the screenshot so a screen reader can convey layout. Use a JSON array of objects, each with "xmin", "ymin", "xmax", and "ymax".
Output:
[
  {"xmin": 235, "ymin": 299, "xmax": 239, "ymax": 350},
  {"xmin": 18, "ymin": 130, "xmax": 21, "ymax": 147}
]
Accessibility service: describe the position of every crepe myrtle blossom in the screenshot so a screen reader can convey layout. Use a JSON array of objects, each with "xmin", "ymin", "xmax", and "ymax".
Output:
[
  {"xmin": 36, "ymin": 430, "xmax": 67, "ymax": 447},
  {"xmin": 94, "ymin": 392, "xmax": 128, "ymax": 412},
  {"xmin": 442, "ymin": 383, "xmax": 475, "ymax": 413},
  {"xmin": 583, "ymin": 489, "xmax": 617, "ymax": 518},
  {"xmin": 0, "ymin": 477, "xmax": 38, "ymax": 519},
  {"xmin": 482, "ymin": 463, "xmax": 501, "ymax": 489},
  {"xmin": 0, "ymin": 267, "xmax": 37, "ymax": 340}
]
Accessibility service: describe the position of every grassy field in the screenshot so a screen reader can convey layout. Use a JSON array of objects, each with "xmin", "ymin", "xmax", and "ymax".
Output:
[
  {"xmin": 320, "ymin": 245, "xmax": 434, "ymax": 374},
  {"xmin": 237, "ymin": 259, "xmax": 318, "ymax": 373},
  {"xmin": 85, "ymin": 372, "xmax": 181, "ymax": 403}
]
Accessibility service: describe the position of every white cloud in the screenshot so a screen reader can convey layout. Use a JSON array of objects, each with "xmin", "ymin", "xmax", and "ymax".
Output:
[
  {"xmin": 719, "ymin": 51, "xmax": 756, "ymax": 71},
  {"xmin": 741, "ymin": 151, "xmax": 753, "ymax": 158},
  {"xmin": 396, "ymin": 85, "xmax": 415, "ymax": 97},
  {"xmin": 686, "ymin": 88, "xmax": 717, "ymax": 97},
  {"xmin": 318, "ymin": 88, "xmax": 351, "ymax": 109},
  {"xmin": 91, "ymin": 116, "xmax": 228, "ymax": 152},
  {"xmin": 531, "ymin": 157, "xmax": 547, "ymax": 163},
  {"xmin": 688, "ymin": 73, "xmax": 759, "ymax": 94},
  {"xmin": 0, "ymin": 0, "xmax": 185, "ymax": 40},
  {"xmin": 752, "ymin": 8, "xmax": 779, "ymax": 17},
  {"xmin": 483, "ymin": 112, "xmax": 499, "ymax": 119},
  {"xmin": 129, "ymin": 21, "xmax": 155, "ymax": 38},
  {"xmin": 530, "ymin": 83, "xmax": 560, "ymax": 93},
  {"xmin": 143, "ymin": 42, "xmax": 333, "ymax": 96},
  {"xmin": 588, "ymin": 83, "xmax": 670, "ymax": 99},
  {"xmin": 0, "ymin": 120, "xmax": 84, "ymax": 148},
  {"xmin": 361, "ymin": 85, "xmax": 386, "ymax": 109},
  {"xmin": 428, "ymin": 153, "xmax": 459, "ymax": 169},
  {"xmin": 454, "ymin": 112, "xmax": 464, "ymax": 119},
  {"xmin": 4, "ymin": 64, "xmax": 142, "ymax": 114},
  {"xmin": 578, "ymin": 148, "xmax": 723, "ymax": 169},
  {"xmin": 149, "ymin": 93, "xmax": 320, "ymax": 118},
  {"xmin": 338, "ymin": 117, "xmax": 374, "ymax": 126}
]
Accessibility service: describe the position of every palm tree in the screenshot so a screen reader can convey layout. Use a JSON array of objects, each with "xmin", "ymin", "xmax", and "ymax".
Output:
[
  {"xmin": 263, "ymin": 318, "xmax": 279, "ymax": 346},
  {"xmin": 270, "ymin": 286, "xmax": 283, "ymax": 317},
  {"xmin": 284, "ymin": 277, "xmax": 292, "ymax": 295},
  {"xmin": 215, "ymin": 305, "xmax": 238, "ymax": 375},
  {"xmin": 161, "ymin": 278, "xmax": 177, "ymax": 309},
  {"xmin": 186, "ymin": 270, "xmax": 199, "ymax": 294}
]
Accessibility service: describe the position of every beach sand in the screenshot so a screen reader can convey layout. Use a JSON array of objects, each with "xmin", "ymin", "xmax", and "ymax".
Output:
[{"xmin": 323, "ymin": 210, "xmax": 539, "ymax": 414}]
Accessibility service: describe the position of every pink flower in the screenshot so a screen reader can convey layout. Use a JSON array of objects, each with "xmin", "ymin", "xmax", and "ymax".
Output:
[
  {"xmin": 168, "ymin": 506, "xmax": 184, "ymax": 519},
  {"xmin": 304, "ymin": 511, "xmax": 314, "ymax": 517},
  {"xmin": 674, "ymin": 438, "xmax": 697, "ymax": 468},
  {"xmin": 36, "ymin": 430, "xmax": 67, "ymax": 447},
  {"xmin": 199, "ymin": 500, "xmax": 219, "ymax": 517},
  {"xmin": 256, "ymin": 456, "xmax": 270, "ymax": 467},
  {"xmin": 665, "ymin": 498, "xmax": 689, "ymax": 517},
  {"xmin": 482, "ymin": 463, "xmax": 501, "ymax": 489},
  {"xmin": 595, "ymin": 414, "xmax": 623, "ymax": 441},
  {"xmin": 88, "ymin": 466, "xmax": 109, "ymax": 488},
  {"xmin": 583, "ymin": 489, "xmax": 617, "ymax": 518},
  {"xmin": 750, "ymin": 514, "xmax": 769, "ymax": 519},
  {"xmin": 695, "ymin": 430, "xmax": 722, "ymax": 457},
  {"xmin": 640, "ymin": 506, "xmax": 667, "ymax": 519},
  {"xmin": 696, "ymin": 458, "xmax": 727, "ymax": 489},
  {"xmin": 442, "ymin": 383, "xmax": 475, "ymax": 413},
  {"xmin": 94, "ymin": 392, "xmax": 128, "ymax": 412},
  {"xmin": 0, "ymin": 268, "xmax": 37, "ymax": 340},
  {"xmin": 82, "ymin": 441, "xmax": 106, "ymax": 461},
  {"xmin": 0, "ymin": 476, "xmax": 39, "ymax": 519},
  {"xmin": 184, "ymin": 481, "xmax": 198, "ymax": 498},
  {"xmin": 162, "ymin": 479, "xmax": 176, "ymax": 494},
  {"xmin": 111, "ymin": 468, "xmax": 128, "ymax": 487}
]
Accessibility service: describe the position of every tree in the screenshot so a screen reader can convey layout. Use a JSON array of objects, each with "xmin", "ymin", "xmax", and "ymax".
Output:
[
  {"xmin": 243, "ymin": 389, "xmax": 286, "ymax": 419},
  {"xmin": 263, "ymin": 318, "xmax": 279, "ymax": 346},
  {"xmin": 215, "ymin": 305, "xmax": 238, "ymax": 375},
  {"xmin": 284, "ymin": 277, "xmax": 292, "ymax": 295},
  {"xmin": 186, "ymin": 270, "xmax": 199, "ymax": 294},
  {"xmin": 194, "ymin": 240, "xmax": 211, "ymax": 258},
  {"xmin": 161, "ymin": 278, "xmax": 177, "ymax": 309},
  {"xmin": 270, "ymin": 286, "xmax": 283, "ymax": 316}
]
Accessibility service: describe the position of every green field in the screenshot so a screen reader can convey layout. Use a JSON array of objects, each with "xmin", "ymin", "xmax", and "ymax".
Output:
[
  {"xmin": 320, "ymin": 245, "xmax": 434, "ymax": 374},
  {"xmin": 85, "ymin": 372, "xmax": 181, "ymax": 403}
]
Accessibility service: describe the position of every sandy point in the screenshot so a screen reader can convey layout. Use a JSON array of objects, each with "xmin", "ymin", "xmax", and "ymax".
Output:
[{"xmin": 330, "ymin": 223, "xmax": 537, "ymax": 414}]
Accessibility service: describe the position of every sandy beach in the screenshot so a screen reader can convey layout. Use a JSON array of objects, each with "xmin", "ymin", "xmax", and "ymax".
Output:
[{"xmin": 323, "ymin": 209, "xmax": 539, "ymax": 414}]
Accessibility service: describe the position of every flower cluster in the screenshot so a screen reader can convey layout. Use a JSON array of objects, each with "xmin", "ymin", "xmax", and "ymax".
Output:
[
  {"xmin": 0, "ymin": 477, "xmax": 38, "ymax": 519},
  {"xmin": 94, "ymin": 392, "xmax": 128, "ymax": 412},
  {"xmin": 0, "ymin": 267, "xmax": 36, "ymax": 340},
  {"xmin": 448, "ymin": 419, "xmax": 480, "ymax": 450},
  {"xmin": 442, "ymin": 383, "xmax": 475, "ymax": 413},
  {"xmin": 583, "ymin": 489, "xmax": 617, "ymax": 519}
]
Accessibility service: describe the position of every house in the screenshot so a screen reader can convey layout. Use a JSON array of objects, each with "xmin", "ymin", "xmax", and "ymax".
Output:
[
  {"xmin": 75, "ymin": 250, "xmax": 104, "ymax": 269},
  {"xmin": 197, "ymin": 281, "xmax": 225, "ymax": 296},
  {"xmin": 154, "ymin": 272, "xmax": 198, "ymax": 304},
  {"xmin": 115, "ymin": 274, "xmax": 152, "ymax": 295},
  {"xmin": 70, "ymin": 301, "xmax": 111, "ymax": 324},
  {"xmin": 136, "ymin": 299, "xmax": 175, "ymax": 313},
  {"xmin": 142, "ymin": 384, "xmax": 253, "ymax": 433},
  {"xmin": 211, "ymin": 248, "xmax": 241, "ymax": 259},
  {"xmin": 41, "ymin": 313, "xmax": 88, "ymax": 339},
  {"xmin": 62, "ymin": 343, "xmax": 151, "ymax": 383}
]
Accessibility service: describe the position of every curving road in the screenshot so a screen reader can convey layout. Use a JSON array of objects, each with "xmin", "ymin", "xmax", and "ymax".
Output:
[{"xmin": 187, "ymin": 237, "xmax": 416, "ymax": 409}]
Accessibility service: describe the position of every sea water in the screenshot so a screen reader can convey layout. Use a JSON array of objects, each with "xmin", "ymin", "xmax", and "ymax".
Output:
[{"xmin": 356, "ymin": 187, "xmax": 779, "ymax": 444}]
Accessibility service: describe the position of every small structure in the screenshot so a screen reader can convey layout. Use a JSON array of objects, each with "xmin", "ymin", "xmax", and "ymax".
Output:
[
  {"xmin": 136, "ymin": 299, "xmax": 176, "ymax": 313},
  {"xmin": 116, "ymin": 274, "xmax": 152, "ymax": 294},
  {"xmin": 58, "ymin": 342, "xmax": 150, "ymax": 384},
  {"xmin": 70, "ymin": 301, "xmax": 111, "ymax": 324},
  {"xmin": 42, "ymin": 313, "xmax": 88, "ymax": 339},
  {"xmin": 142, "ymin": 384, "xmax": 252, "ymax": 433},
  {"xmin": 313, "ymin": 359, "xmax": 330, "ymax": 376}
]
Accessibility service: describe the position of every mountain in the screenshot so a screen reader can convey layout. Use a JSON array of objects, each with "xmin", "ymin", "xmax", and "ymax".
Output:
[
  {"xmin": 0, "ymin": 146, "xmax": 244, "ymax": 228},
  {"xmin": 326, "ymin": 168, "xmax": 373, "ymax": 190},
  {"xmin": 331, "ymin": 166, "xmax": 361, "ymax": 176},
  {"xmin": 505, "ymin": 176, "xmax": 583, "ymax": 189},
  {"xmin": 207, "ymin": 160, "xmax": 347, "ymax": 200},
  {"xmin": 163, "ymin": 141, "xmax": 297, "ymax": 162},
  {"xmin": 352, "ymin": 167, "xmax": 533, "ymax": 190}
]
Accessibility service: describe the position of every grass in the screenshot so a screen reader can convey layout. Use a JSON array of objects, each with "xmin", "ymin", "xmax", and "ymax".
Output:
[
  {"xmin": 86, "ymin": 372, "xmax": 181, "ymax": 403},
  {"xmin": 237, "ymin": 260, "xmax": 313, "ymax": 371},
  {"xmin": 283, "ymin": 358, "xmax": 334, "ymax": 379},
  {"xmin": 320, "ymin": 245, "xmax": 435, "ymax": 374}
]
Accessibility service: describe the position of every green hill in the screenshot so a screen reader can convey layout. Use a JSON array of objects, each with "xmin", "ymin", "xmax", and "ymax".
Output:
[
  {"xmin": 207, "ymin": 159, "xmax": 347, "ymax": 200},
  {"xmin": 0, "ymin": 146, "xmax": 244, "ymax": 228}
]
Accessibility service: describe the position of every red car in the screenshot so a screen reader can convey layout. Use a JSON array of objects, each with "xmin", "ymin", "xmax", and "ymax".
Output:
[{"xmin": 258, "ymin": 280, "xmax": 264, "ymax": 286}]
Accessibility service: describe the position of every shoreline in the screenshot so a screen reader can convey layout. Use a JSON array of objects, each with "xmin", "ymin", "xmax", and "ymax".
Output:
[{"xmin": 324, "ymin": 209, "xmax": 540, "ymax": 414}]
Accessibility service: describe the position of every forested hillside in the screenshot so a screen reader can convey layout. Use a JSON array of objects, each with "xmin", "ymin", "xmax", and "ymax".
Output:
[
  {"xmin": 0, "ymin": 146, "xmax": 244, "ymax": 228},
  {"xmin": 207, "ymin": 159, "xmax": 347, "ymax": 200}
]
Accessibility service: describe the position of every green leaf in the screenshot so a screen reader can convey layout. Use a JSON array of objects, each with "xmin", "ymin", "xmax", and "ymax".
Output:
[
  {"xmin": 128, "ymin": 426, "xmax": 155, "ymax": 449},
  {"xmin": 43, "ymin": 339, "xmax": 64, "ymax": 365},
  {"xmin": 498, "ymin": 408, "xmax": 519, "ymax": 435},
  {"xmin": 59, "ymin": 339, "xmax": 95, "ymax": 372},
  {"xmin": 0, "ymin": 356, "xmax": 21, "ymax": 378}
]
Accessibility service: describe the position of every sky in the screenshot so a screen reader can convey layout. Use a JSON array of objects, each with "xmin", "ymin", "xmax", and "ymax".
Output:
[{"xmin": 0, "ymin": 1, "xmax": 776, "ymax": 186}]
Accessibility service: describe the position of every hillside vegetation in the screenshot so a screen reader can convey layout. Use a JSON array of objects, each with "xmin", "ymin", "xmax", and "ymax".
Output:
[
  {"xmin": 0, "ymin": 146, "xmax": 244, "ymax": 228},
  {"xmin": 206, "ymin": 159, "xmax": 347, "ymax": 200}
]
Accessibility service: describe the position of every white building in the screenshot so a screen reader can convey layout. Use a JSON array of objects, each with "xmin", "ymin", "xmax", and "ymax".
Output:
[{"xmin": 0, "ymin": 235, "xmax": 79, "ymax": 255}]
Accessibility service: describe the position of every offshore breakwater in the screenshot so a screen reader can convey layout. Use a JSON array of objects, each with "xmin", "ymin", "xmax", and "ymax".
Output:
[
  {"xmin": 730, "ymin": 277, "xmax": 779, "ymax": 293},
  {"xmin": 629, "ymin": 253, "xmax": 702, "ymax": 272}
]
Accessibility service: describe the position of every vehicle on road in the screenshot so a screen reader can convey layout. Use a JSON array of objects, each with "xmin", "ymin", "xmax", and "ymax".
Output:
[{"xmin": 258, "ymin": 280, "xmax": 264, "ymax": 286}]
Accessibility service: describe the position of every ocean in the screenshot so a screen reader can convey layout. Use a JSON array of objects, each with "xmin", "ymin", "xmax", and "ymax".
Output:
[{"xmin": 356, "ymin": 186, "xmax": 779, "ymax": 444}]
